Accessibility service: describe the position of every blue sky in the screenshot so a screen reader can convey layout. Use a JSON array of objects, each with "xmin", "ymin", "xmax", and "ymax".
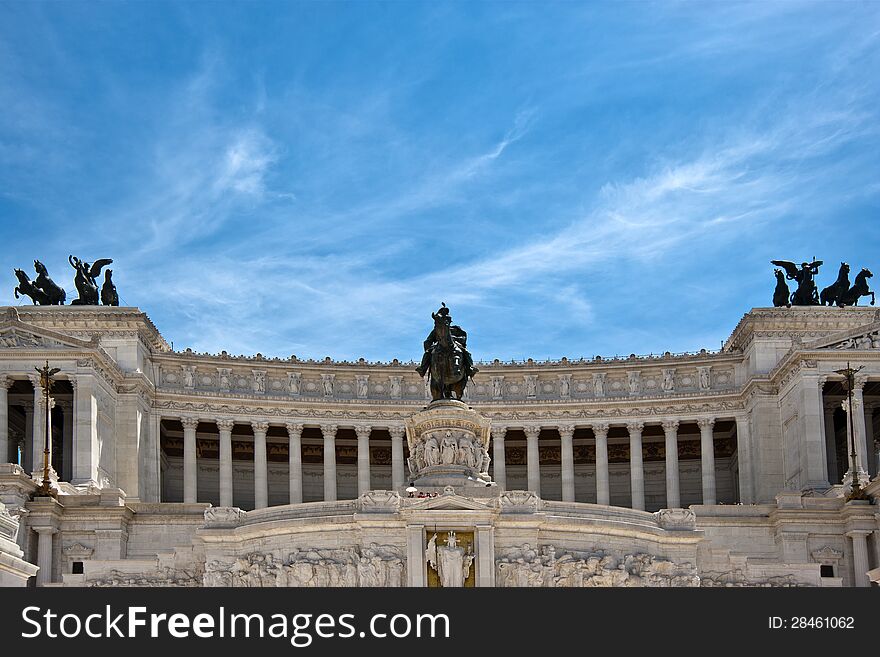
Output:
[{"xmin": 1, "ymin": 1, "xmax": 879, "ymax": 362}]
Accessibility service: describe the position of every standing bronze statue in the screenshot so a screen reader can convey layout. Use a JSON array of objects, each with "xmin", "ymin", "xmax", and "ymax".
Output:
[
  {"xmin": 416, "ymin": 303, "xmax": 479, "ymax": 402},
  {"xmin": 69, "ymin": 255, "xmax": 113, "ymax": 305},
  {"xmin": 770, "ymin": 259, "xmax": 823, "ymax": 306}
]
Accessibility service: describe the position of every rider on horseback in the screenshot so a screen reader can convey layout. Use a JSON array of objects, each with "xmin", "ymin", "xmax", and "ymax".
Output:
[{"xmin": 415, "ymin": 304, "xmax": 479, "ymax": 379}]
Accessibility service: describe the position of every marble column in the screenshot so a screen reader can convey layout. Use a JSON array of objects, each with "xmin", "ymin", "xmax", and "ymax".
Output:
[
  {"xmin": 698, "ymin": 418, "xmax": 716, "ymax": 505},
  {"xmin": 627, "ymin": 421, "xmax": 645, "ymax": 511},
  {"xmin": 524, "ymin": 427, "xmax": 541, "ymax": 496},
  {"xmin": 389, "ymin": 427, "xmax": 405, "ymax": 490},
  {"xmin": 181, "ymin": 416, "xmax": 199, "ymax": 503},
  {"xmin": 841, "ymin": 390, "xmax": 869, "ymax": 486},
  {"xmin": 492, "ymin": 428, "xmax": 507, "ymax": 490},
  {"xmin": 558, "ymin": 424, "xmax": 575, "ymax": 502},
  {"xmin": 735, "ymin": 415, "xmax": 754, "ymax": 504},
  {"xmin": 252, "ymin": 420, "xmax": 269, "ymax": 509},
  {"xmin": 848, "ymin": 530, "xmax": 871, "ymax": 587},
  {"xmin": 217, "ymin": 419, "xmax": 234, "ymax": 507},
  {"xmin": 593, "ymin": 423, "xmax": 610, "ymax": 506},
  {"xmin": 34, "ymin": 526, "xmax": 56, "ymax": 586},
  {"xmin": 286, "ymin": 423, "xmax": 303, "ymax": 504},
  {"xmin": 852, "ymin": 381, "xmax": 869, "ymax": 474},
  {"xmin": 323, "ymin": 424, "xmax": 337, "ymax": 502},
  {"xmin": 29, "ymin": 376, "xmax": 44, "ymax": 478},
  {"xmin": 801, "ymin": 374, "xmax": 830, "ymax": 489},
  {"xmin": 0, "ymin": 375, "xmax": 10, "ymax": 463},
  {"xmin": 355, "ymin": 425, "xmax": 372, "ymax": 495},
  {"xmin": 662, "ymin": 420, "xmax": 680, "ymax": 508}
]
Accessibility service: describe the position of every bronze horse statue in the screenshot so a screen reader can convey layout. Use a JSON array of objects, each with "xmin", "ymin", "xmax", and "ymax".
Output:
[
  {"xmin": 33, "ymin": 260, "xmax": 66, "ymax": 305},
  {"xmin": 427, "ymin": 310, "xmax": 469, "ymax": 401},
  {"xmin": 13, "ymin": 269, "xmax": 50, "ymax": 305},
  {"xmin": 772, "ymin": 269, "xmax": 791, "ymax": 307},
  {"xmin": 820, "ymin": 262, "xmax": 849, "ymax": 306},
  {"xmin": 837, "ymin": 268, "xmax": 874, "ymax": 307}
]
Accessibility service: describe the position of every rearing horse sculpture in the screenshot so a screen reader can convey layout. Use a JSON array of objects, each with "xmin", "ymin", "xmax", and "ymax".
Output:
[{"xmin": 428, "ymin": 310, "xmax": 469, "ymax": 401}]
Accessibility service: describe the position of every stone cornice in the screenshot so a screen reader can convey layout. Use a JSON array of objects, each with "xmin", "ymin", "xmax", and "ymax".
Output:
[
  {"xmin": 1, "ymin": 305, "xmax": 170, "ymax": 353},
  {"xmin": 724, "ymin": 306, "xmax": 880, "ymax": 352}
]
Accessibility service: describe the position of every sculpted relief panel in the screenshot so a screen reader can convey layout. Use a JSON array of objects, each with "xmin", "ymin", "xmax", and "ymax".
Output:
[
  {"xmin": 495, "ymin": 544, "xmax": 700, "ymax": 587},
  {"xmin": 204, "ymin": 544, "xmax": 405, "ymax": 587}
]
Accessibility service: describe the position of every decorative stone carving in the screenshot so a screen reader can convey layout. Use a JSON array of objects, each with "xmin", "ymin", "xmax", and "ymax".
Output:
[
  {"xmin": 697, "ymin": 366, "xmax": 711, "ymax": 391},
  {"xmin": 654, "ymin": 508, "xmax": 696, "ymax": 530},
  {"xmin": 627, "ymin": 370, "xmax": 641, "ymax": 395},
  {"xmin": 181, "ymin": 365, "xmax": 195, "ymax": 389},
  {"xmin": 357, "ymin": 490, "xmax": 401, "ymax": 513},
  {"xmin": 592, "ymin": 372, "xmax": 605, "ymax": 397},
  {"xmin": 356, "ymin": 374, "xmax": 369, "ymax": 399},
  {"xmin": 495, "ymin": 545, "xmax": 699, "ymax": 587},
  {"xmin": 89, "ymin": 567, "xmax": 202, "ymax": 587},
  {"xmin": 321, "ymin": 373, "xmax": 335, "ymax": 397},
  {"xmin": 491, "ymin": 376, "xmax": 504, "ymax": 400},
  {"xmin": 496, "ymin": 490, "xmax": 541, "ymax": 513},
  {"xmin": 389, "ymin": 375, "xmax": 402, "ymax": 399},
  {"xmin": 252, "ymin": 370, "xmax": 266, "ymax": 394},
  {"xmin": 217, "ymin": 367, "xmax": 232, "ymax": 391},
  {"xmin": 524, "ymin": 375, "xmax": 537, "ymax": 398},
  {"xmin": 662, "ymin": 368, "xmax": 675, "ymax": 392},
  {"xmin": 205, "ymin": 545, "xmax": 405, "ymax": 587},
  {"xmin": 62, "ymin": 542, "xmax": 94, "ymax": 560},
  {"xmin": 811, "ymin": 546, "xmax": 843, "ymax": 562},
  {"xmin": 287, "ymin": 371, "xmax": 302, "ymax": 395},
  {"xmin": 404, "ymin": 400, "xmax": 492, "ymax": 487},
  {"xmin": 699, "ymin": 569, "xmax": 801, "ymax": 588},
  {"xmin": 558, "ymin": 374, "xmax": 571, "ymax": 399},
  {"xmin": 427, "ymin": 531, "xmax": 474, "ymax": 588},
  {"xmin": 204, "ymin": 506, "xmax": 245, "ymax": 527}
]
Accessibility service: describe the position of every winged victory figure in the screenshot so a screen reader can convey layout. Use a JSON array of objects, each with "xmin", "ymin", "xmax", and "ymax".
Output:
[
  {"xmin": 770, "ymin": 259, "xmax": 822, "ymax": 306},
  {"xmin": 69, "ymin": 255, "xmax": 113, "ymax": 305}
]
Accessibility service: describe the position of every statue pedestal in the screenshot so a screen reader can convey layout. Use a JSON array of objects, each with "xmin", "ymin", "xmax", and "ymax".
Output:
[{"xmin": 404, "ymin": 400, "xmax": 496, "ymax": 493}]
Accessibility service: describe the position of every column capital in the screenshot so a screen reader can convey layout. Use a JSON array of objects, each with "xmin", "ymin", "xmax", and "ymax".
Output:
[
  {"xmin": 216, "ymin": 418, "xmax": 235, "ymax": 432},
  {"xmin": 697, "ymin": 417, "xmax": 716, "ymax": 430},
  {"xmin": 591, "ymin": 423, "xmax": 610, "ymax": 437},
  {"xmin": 251, "ymin": 420, "xmax": 270, "ymax": 434},
  {"xmin": 557, "ymin": 424, "xmax": 576, "ymax": 438},
  {"xmin": 661, "ymin": 419, "xmax": 680, "ymax": 432},
  {"xmin": 354, "ymin": 424, "xmax": 372, "ymax": 440},
  {"xmin": 67, "ymin": 376, "xmax": 78, "ymax": 391},
  {"xmin": 32, "ymin": 526, "xmax": 57, "ymax": 536},
  {"xmin": 322, "ymin": 424, "xmax": 338, "ymax": 436},
  {"xmin": 853, "ymin": 376, "xmax": 868, "ymax": 392},
  {"xmin": 180, "ymin": 416, "xmax": 200, "ymax": 430},
  {"xmin": 845, "ymin": 529, "xmax": 872, "ymax": 538},
  {"xmin": 0, "ymin": 374, "xmax": 13, "ymax": 389},
  {"xmin": 492, "ymin": 426, "xmax": 508, "ymax": 439},
  {"xmin": 387, "ymin": 426, "xmax": 405, "ymax": 440},
  {"xmin": 626, "ymin": 421, "xmax": 645, "ymax": 433},
  {"xmin": 285, "ymin": 422, "xmax": 304, "ymax": 437},
  {"xmin": 523, "ymin": 426, "xmax": 541, "ymax": 440}
]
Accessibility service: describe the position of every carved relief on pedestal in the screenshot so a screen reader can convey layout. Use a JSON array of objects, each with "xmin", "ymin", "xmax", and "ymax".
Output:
[{"xmin": 404, "ymin": 401, "xmax": 492, "ymax": 486}]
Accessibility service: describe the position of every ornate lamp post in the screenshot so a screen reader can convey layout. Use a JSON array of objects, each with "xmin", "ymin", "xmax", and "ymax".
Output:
[
  {"xmin": 835, "ymin": 363, "xmax": 868, "ymax": 502},
  {"xmin": 34, "ymin": 360, "xmax": 60, "ymax": 498}
]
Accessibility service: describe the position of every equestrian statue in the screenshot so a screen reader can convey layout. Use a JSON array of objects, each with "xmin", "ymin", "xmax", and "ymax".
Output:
[
  {"xmin": 12, "ymin": 260, "xmax": 66, "ymax": 305},
  {"xmin": 416, "ymin": 303, "xmax": 479, "ymax": 402}
]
